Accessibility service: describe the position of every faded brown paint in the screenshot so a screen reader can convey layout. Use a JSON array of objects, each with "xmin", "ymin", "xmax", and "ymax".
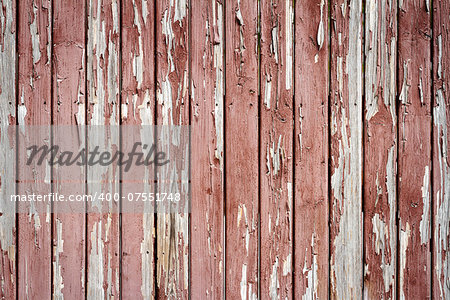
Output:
[
  {"xmin": 86, "ymin": 0, "xmax": 120, "ymax": 298},
  {"xmin": 0, "ymin": 0, "xmax": 16, "ymax": 298},
  {"xmin": 225, "ymin": 0, "xmax": 259, "ymax": 299},
  {"xmin": 121, "ymin": 0, "xmax": 156, "ymax": 298},
  {"xmin": 190, "ymin": 0, "xmax": 224, "ymax": 299},
  {"xmin": 363, "ymin": 0, "xmax": 397, "ymax": 298},
  {"xmin": 397, "ymin": 0, "xmax": 432, "ymax": 297},
  {"xmin": 294, "ymin": 0, "xmax": 328, "ymax": 298},
  {"xmin": 330, "ymin": 0, "xmax": 363, "ymax": 298},
  {"xmin": 156, "ymin": 0, "xmax": 189, "ymax": 298},
  {"xmin": 17, "ymin": 0, "xmax": 51, "ymax": 298},
  {"xmin": 52, "ymin": 0, "xmax": 86, "ymax": 297},
  {"xmin": 433, "ymin": 0, "xmax": 450, "ymax": 298},
  {"xmin": 260, "ymin": 0, "xmax": 293, "ymax": 298}
]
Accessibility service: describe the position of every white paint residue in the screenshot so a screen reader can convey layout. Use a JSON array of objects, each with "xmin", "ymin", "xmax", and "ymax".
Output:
[
  {"xmin": 269, "ymin": 257, "xmax": 279, "ymax": 300},
  {"xmin": 420, "ymin": 166, "xmax": 430, "ymax": 244},
  {"xmin": 317, "ymin": 0, "xmax": 325, "ymax": 50},
  {"xmin": 30, "ymin": 4, "xmax": 41, "ymax": 64},
  {"xmin": 399, "ymin": 61, "xmax": 409, "ymax": 104},
  {"xmin": 53, "ymin": 219, "xmax": 64, "ymax": 299},
  {"xmin": 285, "ymin": 0, "xmax": 293, "ymax": 90},
  {"xmin": 264, "ymin": 75, "xmax": 272, "ymax": 109},
  {"xmin": 399, "ymin": 222, "xmax": 411, "ymax": 300},
  {"xmin": 240, "ymin": 264, "xmax": 247, "ymax": 300}
]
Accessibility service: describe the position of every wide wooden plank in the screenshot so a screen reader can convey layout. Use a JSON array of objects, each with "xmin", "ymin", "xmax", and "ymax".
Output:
[
  {"xmin": 86, "ymin": 0, "xmax": 120, "ymax": 298},
  {"xmin": 363, "ymin": 0, "xmax": 397, "ymax": 297},
  {"xmin": 121, "ymin": 0, "xmax": 156, "ymax": 298},
  {"xmin": 0, "ymin": 0, "xmax": 16, "ymax": 298},
  {"xmin": 260, "ymin": 0, "xmax": 293, "ymax": 298},
  {"xmin": 225, "ymin": 0, "xmax": 259, "ymax": 298},
  {"xmin": 397, "ymin": 0, "xmax": 432, "ymax": 298},
  {"xmin": 190, "ymin": 0, "xmax": 224, "ymax": 298},
  {"xmin": 17, "ymin": 0, "xmax": 52, "ymax": 298},
  {"xmin": 329, "ymin": 0, "xmax": 363, "ymax": 298},
  {"xmin": 433, "ymin": 1, "xmax": 450, "ymax": 298},
  {"xmin": 52, "ymin": 0, "xmax": 86, "ymax": 297},
  {"xmin": 294, "ymin": 0, "xmax": 328, "ymax": 298},
  {"xmin": 155, "ymin": 0, "xmax": 190, "ymax": 298}
]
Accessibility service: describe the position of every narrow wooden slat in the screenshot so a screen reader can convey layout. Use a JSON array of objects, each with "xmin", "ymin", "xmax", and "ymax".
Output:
[
  {"xmin": 52, "ymin": 0, "xmax": 86, "ymax": 297},
  {"xmin": 190, "ymin": 0, "xmax": 224, "ymax": 298},
  {"xmin": 155, "ymin": 0, "xmax": 189, "ymax": 298},
  {"xmin": 362, "ymin": 0, "xmax": 397, "ymax": 297},
  {"xmin": 86, "ymin": 0, "xmax": 120, "ymax": 297},
  {"xmin": 121, "ymin": 0, "xmax": 156, "ymax": 298},
  {"xmin": 224, "ymin": 0, "xmax": 259, "ymax": 298},
  {"xmin": 0, "ymin": 0, "xmax": 16, "ymax": 298},
  {"xmin": 329, "ymin": 0, "xmax": 363, "ymax": 298},
  {"xmin": 432, "ymin": 0, "xmax": 450, "ymax": 298},
  {"xmin": 293, "ymin": 0, "xmax": 328, "ymax": 298},
  {"xmin": 17, "ymin": 0, "xmax": 51, "ymax": 297},
  {"xmin": 397, "ymin": 0, "xmax": 432, "ymax": 298},
  {"xmin": 260, "ymin": 0, "xmax": 293, "ymax": 298}
]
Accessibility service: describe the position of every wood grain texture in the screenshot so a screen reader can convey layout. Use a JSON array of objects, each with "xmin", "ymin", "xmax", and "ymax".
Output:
[
  {"xmin": 260, "ymin": 0, "xmax": 293, "ymax": 298},
  {"xmin": 363, "ymin": 0, "xmax": 397, "ymax": 297},
  {"xmin": 225, "ymin": 0, "xmax": 259, "ymax": 299},
  {"xmin": 397, "ymin": 0, "xmax": 432, "ymax": 298},
  {"xmin": 0, "ymin": 0, "xmax": 16, "ymax": 298},
  {"xmin": 52, "ymin": 0, "xmax": 86, "ymax": 297},
  {"xmin": 156, "ymin": 0, "xmax": 189, "ymax": 298},
  {"xmin": 433, "ymin": 0, "xmax": 450, "ymax": 298},
  {"xmin": 190, "ymin": 0, "xmax": 224, "ymax": 298},
  {"xmin": 330, "ymin": 0, "xmax": 363, "ymax": 298},
  {"xmin": 121, "ymin": 0, "xmax": 156, "ymax": 298},
  {"xmin": 86, "ymin": 0, "xmax": 120, "ymax": 298},
  {"xmin": 17, "ymin": 0, "xmax": 51, "ymax": 298},
  {"xmin": 294, "ymin": 0, "xmax": 328, "ymax": 298}
]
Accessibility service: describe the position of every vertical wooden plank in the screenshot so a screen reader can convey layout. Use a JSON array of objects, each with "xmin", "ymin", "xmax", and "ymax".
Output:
[
  {"xmin": 260, "ymin": 0, "xmax": 293, "ymax": 298},
  {"xmin": 121, "ymin": 0, "xmax": 156, "ymax": 298},
  {"xmin": 0, "ymin": 0, "xmax": 16, "ymax": 298},
  {"xmin": 17, "ymin": 0, "xmax": 51, "ymax": 297},
  {"xmin": 52, "ymin": 0, "xmax": 86, "ymax": 297},
  {"xmin": 86, "ymin": 0, "xmax": 120, "ymax": 298},
  {"xmin": 294, "ymin": 0, "xmax": 329, "ymax": 298},
  {"xmin": 363, "ymin": 0, "xmax": 397, "ymax": 298},
  {"xmin": 329, "ymin": 0, "xmax": 363, "ymax": 298},
  {"xmin": 432, "ymin": 0, "xmax": 449, "ymax": 298},
  {"xmin": 225, "ymin": 0, "xmax": 259, "ymax": 299},
  {"xmin": 155, "ymin": 0, "xmax": 189, "ymax": 298},
  {"xmin": 190, "ymin": 0, "xmax": 224, "ymax": 298},
  {"xmin": 397, "ymin": 0, "xmax": 431, "ymax": 298}
]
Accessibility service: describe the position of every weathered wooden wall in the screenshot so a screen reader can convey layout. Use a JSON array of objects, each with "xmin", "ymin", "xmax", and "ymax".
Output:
[{"xmin": 1, "ymin": 0, "xmax": 449, "ymax": 299}]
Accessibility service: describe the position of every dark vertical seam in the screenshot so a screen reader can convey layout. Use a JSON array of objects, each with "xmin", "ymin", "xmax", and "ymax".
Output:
[
  {"xmin": 187, "ymin": 0, "xmax": 192, "ymax": 298},
  {"xmin": 50, "ymin": 0, "xmax": 55, "ymax": 298},
  {"xmin": 84, "ymin": 0, "xmax": 89, "ymax": 297},
  {"xmin": 429, "ymin": 0, "xmax": 434, "ymax": 297},
  {"xmin": 14, "ymin": 0, "xmax": 19, "ymax": 297},
  {"xmin": 395, "ymin": 0, "xmax": 401, "ymax": 298},
  {"xmin": 118, "ymin": 0, "xmax": 123, "ymax": 299},
  {"xmin": 153, "ymin": 0, "xmax": 158, "ymax": 297}
]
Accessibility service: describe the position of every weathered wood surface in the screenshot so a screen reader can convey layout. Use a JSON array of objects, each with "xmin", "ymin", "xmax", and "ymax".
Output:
[
  {"xmin": 330, "ymin": 0, "xmax": 363, "ymax": 298},
  {"xmin": 0, "ymin": 0, "xmax": 15, "ymax": 298},
  {"xmin": 17, "ymin": 0, "xmax": 51, "ymax": 298},
  {"xmin": 52, "ymin": 0, "xmax": 86, "ymax": 297},
  {"xmin": 363, "ymin": 0, "xmax": 397, "ymax": 298},
  {"xmin": 190, "ymin": 0, "xmax": 224, "ymax": 299},
  {"xmin": 294, "ymin": 0, "xmax": 328, "ymax": 298},
  {"xmin": 86, "ymin": 0, "xmax": 120, "ymax": 298},
  {"xmin": 225, "ymin": 0, "xmax": 259, "ymax": 299},
  {"xmin": 260, "ymin": 0, "xmax": 293, "ymax": 298},
  {"xmin": 2, "ymin": 0, "xmax": 450, "ymax": 298},
  {"xmin": 121, "ymin": 0, "xmax": 156, "ymax": 298},
  {"xmin": 398, "ymin": 0, "xmax": 432, "ymax": 298},
  {"xmin": 155, "ymin": 0, "xmax": 189, "ymax": 298},
  {"xmin": 433, "ymin": 0, "xmax": 450, "ymax": 299}
]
